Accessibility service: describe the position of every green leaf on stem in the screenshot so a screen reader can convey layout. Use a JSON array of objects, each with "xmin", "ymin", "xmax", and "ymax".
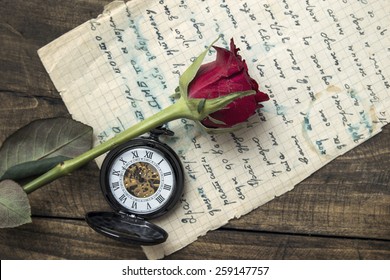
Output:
[
  {"xmin": 197, "ymin": 99, "xmax": 207, "ymax": 114},
  {"xmin": 0, "ymin": 156, "xmax": 70, "ymax": 181},
  {"xmin": 187, "ymin": 90, "xmax": 256, "ymax": 120},
  {"xmin": 0, "ymin": 180, "xmax": 31, "ymax": 228},
  {"xmin": 207, "ymin": 116, "xmax": 227, "ymax": 126},
  {"xmin": 0, "ymin": 117, "xmax": 93, "ymax": 180}
]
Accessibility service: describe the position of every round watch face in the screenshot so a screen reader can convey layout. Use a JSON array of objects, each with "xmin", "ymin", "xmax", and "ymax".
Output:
[{"xmin": 100, "ymin": 139, "xmax": 183, "ymax": 218}]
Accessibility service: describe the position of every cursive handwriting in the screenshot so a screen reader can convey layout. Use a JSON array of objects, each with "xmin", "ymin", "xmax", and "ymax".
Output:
[{"xmin": 79, "ymin": 0, "xmax": 389, "ymax": 226}]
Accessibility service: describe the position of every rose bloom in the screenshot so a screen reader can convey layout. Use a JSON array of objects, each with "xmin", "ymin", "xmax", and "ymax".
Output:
[{"xmin": 188, "ymin": 38, "xmax": 269, "ymax": 128}]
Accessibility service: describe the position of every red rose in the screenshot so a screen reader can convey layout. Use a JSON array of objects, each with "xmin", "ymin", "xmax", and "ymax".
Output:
[{"xmin": 188, "ymin": 38, "xmax": 269, "ymax": 128}]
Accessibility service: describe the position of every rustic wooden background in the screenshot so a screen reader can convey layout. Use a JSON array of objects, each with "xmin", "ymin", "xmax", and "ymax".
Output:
[{"xmin": 1, "ymin": 0, "xmax": 389, "ymax": 260}]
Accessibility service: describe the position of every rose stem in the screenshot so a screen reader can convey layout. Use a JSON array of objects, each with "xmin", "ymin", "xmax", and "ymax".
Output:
[
  {"xmin": 22, "ymin": 90, "xmax": 251, "ymax": 194},
  {"xmin": 22, "ymin": 98, "xmax": 193, "ymax": 194}
]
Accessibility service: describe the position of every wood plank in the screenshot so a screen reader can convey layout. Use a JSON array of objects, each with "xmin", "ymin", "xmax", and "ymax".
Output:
[
  {"xmin": 170, "ymin": 231, "xmax": 390, "ymax": 260},
  {"xmin": 0, "ymin": 218, "xmax": 146, "ymax": 259},
  {"xmin": 0, "ymin": 23, "xmax": 70, "ymax": 141},
  {"xmin": 1, "ymin": 217, "xmax": 389, "ymax": 259},
  {"xmin": 1, "ymin": 0, "xmax": 109, "ymax": 45}
]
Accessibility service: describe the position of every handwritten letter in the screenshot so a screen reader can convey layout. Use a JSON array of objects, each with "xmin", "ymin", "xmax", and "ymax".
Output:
[{"xmin": 38, "ymin": 0, "xmax": 390, "ymax": 259}]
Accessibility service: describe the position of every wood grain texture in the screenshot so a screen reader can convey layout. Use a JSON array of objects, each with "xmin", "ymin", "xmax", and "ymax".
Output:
[
  {"xmin": 0, "ymin": 0, "xmax": 389, "ymax": 260},
  {"xmin": 1, "ymin": 217, "xmax": 390, "ymax": 260}
]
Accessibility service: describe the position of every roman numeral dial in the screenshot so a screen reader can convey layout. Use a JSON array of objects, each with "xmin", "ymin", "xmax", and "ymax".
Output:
[
  {"xmin": 102, "ymin": 139, "xmax": 183, "ymax": 218},
  {"xmin": 89, "ymin": 131, "xmax": 185, "ymax": 245}
]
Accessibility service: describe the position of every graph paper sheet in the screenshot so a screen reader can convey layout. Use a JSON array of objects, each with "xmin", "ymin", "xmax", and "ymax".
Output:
[{"xmin": 38, "ymin": 0, "xmax": 390, "ymax": 259}]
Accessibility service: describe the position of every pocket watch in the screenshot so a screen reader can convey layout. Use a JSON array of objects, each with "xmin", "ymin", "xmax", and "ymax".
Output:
[{"xmin": 86, "ymin": 126, "xmax": 184, "ymax": 245}]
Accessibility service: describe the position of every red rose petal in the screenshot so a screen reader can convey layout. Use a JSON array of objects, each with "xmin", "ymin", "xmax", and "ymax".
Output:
[{"xmin": 188, "ymin": 38, "xmax": 270, "ymax": 129}]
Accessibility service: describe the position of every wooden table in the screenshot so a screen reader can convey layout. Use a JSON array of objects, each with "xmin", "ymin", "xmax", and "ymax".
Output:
[{"xmin": 1, "ymin": 0, "xmax": 389, "ymax": 260}]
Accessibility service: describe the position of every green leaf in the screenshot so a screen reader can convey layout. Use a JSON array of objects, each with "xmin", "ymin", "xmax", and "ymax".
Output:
[
  {"xmin": 187, "ymin": 90, "xmax": 256, "ymax": 120},
  {"xmin": 0, "ymin": 117, "xmax": 93, "ymax": 179},
  {"xmin": 197, "ymin": 99, "xmax": 207, "ymax": 114},
  {"xmin": 207, "ymin": 115, "xmax": 227, "ymax": 126},
  {"xmin": 178, "ymin": 36, "xmax": 221, "ymax": 100},
  {"xmin": 196, "ymin": 120, "xmax": 248, "ymax": 134},
  {"xmin": 0, "ymin": 180, "xmax": 31, "ymax": 228},
  {"xmin": 0, "ymin": 156, "xmax": 70, "ymax": 181}
]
